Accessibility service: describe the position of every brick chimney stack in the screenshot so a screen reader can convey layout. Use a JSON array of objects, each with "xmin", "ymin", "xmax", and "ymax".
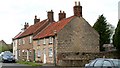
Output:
[
  {"xmin": 47, "ymin": 10, "xmax": 54, "ymax": 22},
  {"xmin": 24, "ymin": 22, "xmax": 29, "ymax": 30},
  {"xmin": 73, "ymin": 1, "xmax": 82, "ymax": 17},
  {"xmin": 59, "ymin": 10, "xmax": 66, "ymax": 21},
  {"xmin": 34, "ymin": 15, "xmax": 40, "ymax": 24}
]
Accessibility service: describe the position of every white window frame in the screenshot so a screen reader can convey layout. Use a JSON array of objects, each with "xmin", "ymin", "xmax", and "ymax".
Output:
[
  {"xmin": 19, "ymin": 39, "xmax": 21, "ymax": 45},
  {"xmin": 29, "ymin": 50, "xmax": 32, "ymax": 55},
  {"xmin": 22, "ymin": 50, "xmax": 24, "ymax": 52},
  {"xmin": 37, "ymin": 50, "xmax": 41, "ymax": 57},
  {"xmin": 29, "ymin": 36, "xmax": 32, "ymax": 43},
  {"xmin": 37, "ymin": 40, "xmax": 40, "ymax": 45},
  {"xmin": 23, "ymin": 38, "xmax": 25, "ymax": 44},
  {"xmin": 49, "ymin": 37, "xmax": 53, "ymax": 44},
  {"xmin": 43, "ymin": 38, "xmax": 46, "ymax": 45},
  {"xmin": 49, "ymin": 47, "xmax": 53, "ymax": 57},
  {"xmin": 15, "ymin": 40, "xmax": 17, "ymax": 46}
]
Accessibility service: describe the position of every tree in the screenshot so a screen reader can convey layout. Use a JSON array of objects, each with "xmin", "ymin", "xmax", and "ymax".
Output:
[
  {"xmin": 113, "ymin": 20, "xmax": 120, "ymax": 52},
  {"xmin": 93, "ymin": 14, "xmax": 113, "ymax": 51}
]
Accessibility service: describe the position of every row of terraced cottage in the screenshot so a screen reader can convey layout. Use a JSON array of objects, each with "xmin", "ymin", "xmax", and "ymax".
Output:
[{"xmin": 12, "ymin": 1, "xmax": 100, "ymax": 66}]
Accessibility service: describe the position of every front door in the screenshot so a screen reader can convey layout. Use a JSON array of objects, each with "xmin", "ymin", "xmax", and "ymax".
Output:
[
  {"xmin": 33, "ymin": 50, "xmax": 36, "ymax": 61},
  {"xmin": 43, "ymin": 48, "xmax": 46, "ymax": 64},
  {"xmin": 16, "ymin": 50, "xmax": 18, "ymax": 60}
]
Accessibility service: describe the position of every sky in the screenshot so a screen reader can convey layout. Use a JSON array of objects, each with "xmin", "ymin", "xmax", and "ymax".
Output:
[{"xmin": 0, "ymin": 0, "xmax": 119, "ymax": 44}]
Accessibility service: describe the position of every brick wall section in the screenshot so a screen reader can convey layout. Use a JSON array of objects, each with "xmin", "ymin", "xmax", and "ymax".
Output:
[
  {"xmin": 33, "ymin": 38, "xmax": 54, "ymax": 63},
  {"xmin": 57, "ymin": 17, "xmax": 100, "ymax": 66},
  {"xmin": 18, "ymin": 35, "xmax": 34, "ymax": 61}
]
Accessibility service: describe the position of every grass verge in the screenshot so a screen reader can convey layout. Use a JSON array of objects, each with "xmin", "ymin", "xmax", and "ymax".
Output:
[{"xmin": 17, "ymin": 61, "xmax": 42, "ymax": 66}]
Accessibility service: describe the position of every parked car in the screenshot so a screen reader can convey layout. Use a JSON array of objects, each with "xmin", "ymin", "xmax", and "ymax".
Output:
[
  {"xmin": 85, "ymin": 58, "xmax": 120, "ymax": 68},
  {"xmin": 0, "ymin": 52, "xmax": 4, "ymax": 61},
  {"xmin": 1, "ymin": 51, "xmax": 16, "ymax": 63}
]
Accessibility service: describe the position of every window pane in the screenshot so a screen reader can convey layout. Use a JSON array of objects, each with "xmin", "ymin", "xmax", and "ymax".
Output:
[
  {"xmin": 29, "ymin": 36, "xmax": 32, "ymax": 43},
  {"xmin": 38, "ymin": 50, "xmax": 41, "ymax": 57},
  {"xmin": 89, "ymin": 60, "xmax": 97, "ymax": 66},
  {"xmin": 103, "ymin": 61, "xmax": 112, "ymax": 66},
  {"xmin": 49, "ymin": 48, "xmax": 53, "ymax": 57},
  {"xmin": 94, "ymin": 60, "xmax": 103, "ymax": 66},
  {"xmin": 37, "ymin": 40, "xmax": 40, "ymax": 45},
  {"xmin": 43, "ymin": 38, "xmax": 46, "ymax": 44}
]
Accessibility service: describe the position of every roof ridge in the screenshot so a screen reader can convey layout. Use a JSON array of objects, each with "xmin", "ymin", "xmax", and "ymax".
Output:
[
  {"xmin": 33, "ymin": 23, "xmax": 52, "ymax": 40},
  {"xmin": 33, "ymin": 16, "xmax": 75, "ymax": 39},
  {"xmin": 33, "ymin": 19, "xmax": 49, "ymax": 33}
]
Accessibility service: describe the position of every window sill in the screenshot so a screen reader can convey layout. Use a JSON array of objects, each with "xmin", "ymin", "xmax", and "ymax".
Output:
[
  {"xmin": 49, "ymin": 43, "xmax": 53, "ymax": 45},
  {"xmin": 37, "ymin": 45, "xmax": 41, "ymax": 46},
  {"xmin": 43, "ymin": 43, "xmax": 46, "ymax": 45},
  {"xmin": 37, "ymin": 56, "xmax": 41, "ymax": 58}
]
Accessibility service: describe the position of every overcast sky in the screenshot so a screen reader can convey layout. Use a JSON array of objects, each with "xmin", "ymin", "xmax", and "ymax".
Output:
[{"xmin": 0, "ymin": 0, "xmax": 119, "ymax": 44}]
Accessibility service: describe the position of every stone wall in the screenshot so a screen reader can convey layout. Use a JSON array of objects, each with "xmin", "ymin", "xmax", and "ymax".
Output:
[
  {"xmin": 57, "ymin": 51, "xmax": 117, "ymax": 67},
  {"xmin": 57, "ymin": 17, "xmax": 99, "ymax": 54}
]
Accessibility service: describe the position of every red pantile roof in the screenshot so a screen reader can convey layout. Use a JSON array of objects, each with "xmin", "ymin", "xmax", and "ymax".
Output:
[
  {"xmin": 33, "ymin": 16, "xmax": 74, "ymax": 39},
  {"xmin": 18, "ymin": 19, "xmax": 49, "ymax": 38},
  {"xmin": 13, "ymin": 32, "xmax": 23, "ymax": 40}
]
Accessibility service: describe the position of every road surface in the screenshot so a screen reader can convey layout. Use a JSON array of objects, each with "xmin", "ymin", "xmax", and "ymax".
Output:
[{"xmin": 0, "ymin": 62, "xmax": 83, "ymax": 68}]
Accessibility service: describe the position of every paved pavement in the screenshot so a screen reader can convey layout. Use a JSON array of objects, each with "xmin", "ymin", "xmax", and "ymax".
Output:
[{"xmin": 0, "ymin": 62, "xmax": 84, "ymax": 68}]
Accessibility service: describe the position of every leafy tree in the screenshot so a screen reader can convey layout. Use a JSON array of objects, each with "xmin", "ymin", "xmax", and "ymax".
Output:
[
  {"xmin": 93, "ymin": 14, "xmax": 113, "ymax": 51},
  {"xmin": 113, "ymin": 20, "xmax": 120, "ymax": 52}
]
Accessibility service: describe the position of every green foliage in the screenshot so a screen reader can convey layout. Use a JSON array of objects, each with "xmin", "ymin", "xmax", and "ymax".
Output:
[
  {"xmin": 113, "ymin": 20, "xmax": 120, "ymax": 52},
  {"xmin": 17, "ymin": 61, "xmax": 42, "ymax": 66},
  {"xmin": 0, "ymin": 44, "xmax": 10, "ymax": 52},
  {"xmin": 93, "ymin": 14, "xmax": 113, "ymax": 51}
]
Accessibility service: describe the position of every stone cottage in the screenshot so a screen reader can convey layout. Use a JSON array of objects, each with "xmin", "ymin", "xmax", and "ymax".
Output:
[{"xmin": 33, "ymin": 1, "xmax": 100, "ymax": 66}]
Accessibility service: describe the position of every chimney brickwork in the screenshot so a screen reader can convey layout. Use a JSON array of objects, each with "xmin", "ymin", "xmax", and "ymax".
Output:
[
  {"xmin": 34, "ymin": 15, "xmax": 40, "ymax": 24},
  {"xmin": 73, "ymin": 1, "xmax": 82, "ymax": 17},
  {"xmin": 47, "ymin": 10, "xmax": 54, "ymax": 22},
  {"xmin": 59, "ymin": 10, "xmax": 66, "ymax": 21},
  {"xmin": 24, "ymin": 22, "xmax": 29, "ymax": 30}
]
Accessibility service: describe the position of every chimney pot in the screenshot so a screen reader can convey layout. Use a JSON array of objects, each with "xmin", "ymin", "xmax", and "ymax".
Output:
[
  {"xmin": 24, "ymin": 22, "xmax": 28, "ymax": 30},
  {"xmin": 34, "ymin": 15, "xmax": 40, "ymax": 24},
  {"xmin": 75, "ymin": 1, "xmax": 77, "ymax": 6},
  {"xmin": 47, "ymin": 10, "xmax": 54, "ymax": 22},
  {"xmin": 73, "ymin": 1, "xmax": 82, "ymax": 17},
  {"xmin": 60, "ymin": 10, "xmax": 62, "ymax": 13},
  {"xmin": 78, "ymin": 1, "xmax": 80, "ymax": 6},
  {"xmin": 58, "ymin": 10, "xmax": 66, "ymax": 21},
  {"xmin": 35, "ymin": 15, "xmax": 37, "ymax": 19}
]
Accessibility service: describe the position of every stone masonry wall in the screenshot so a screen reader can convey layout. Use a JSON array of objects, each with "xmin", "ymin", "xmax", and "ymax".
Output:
[
  {"xmin": 57, "ymin": 51, "xmax": 117, "ymax": 67},
  {"xmin": 57, "ymin": 17, "xmax": 99, "ymax": 53}
]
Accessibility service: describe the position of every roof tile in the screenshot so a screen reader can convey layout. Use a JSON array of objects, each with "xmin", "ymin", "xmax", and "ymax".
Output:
[
  {"xmin": 18, "ymin": 19, "xmax": 48, "ymax": 38},
  {"xmin": 33, "ymin": 16, "xmax": 74, "ymax": 39}
]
